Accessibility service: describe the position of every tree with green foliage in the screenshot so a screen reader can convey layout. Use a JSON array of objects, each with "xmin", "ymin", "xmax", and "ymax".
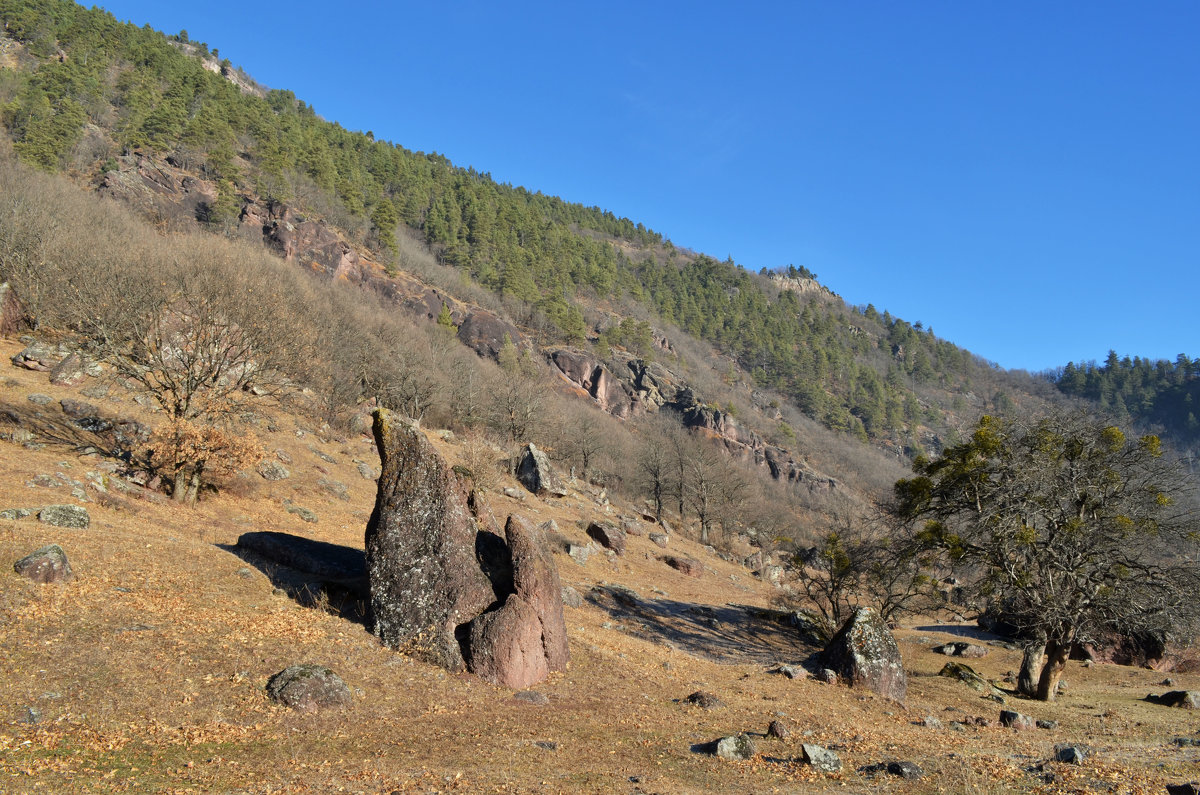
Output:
[{"xmin": 893, "ymin": 411, "xmax": 1200, "ymax": 701}]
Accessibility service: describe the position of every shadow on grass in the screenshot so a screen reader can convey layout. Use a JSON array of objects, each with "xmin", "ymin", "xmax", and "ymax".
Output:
[
  {"xmin": 218, "ymin": 531, "xmax": 370, "ymax": 627},
  {"xmin": 586, "ymin": 584, "xmax": 816, "ymax": 665}
]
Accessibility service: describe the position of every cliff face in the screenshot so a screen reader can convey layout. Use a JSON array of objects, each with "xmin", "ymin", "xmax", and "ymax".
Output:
[{"xmin": 548, "ymin": 347, "xmax": 837, "ymax": 491}]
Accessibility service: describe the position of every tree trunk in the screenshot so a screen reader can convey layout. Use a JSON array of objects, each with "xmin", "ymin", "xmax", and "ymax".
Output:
[
  {"xmin": 1035, "ymin": 639, "xmax": 1072, "ymax": 701},
  {"xmin": 1017, "ymin": 641, "xmax": 1046, "ymax": 698},
  {"xmin": 172, "ymin": 470, "xmax": 189, "ymax": 502}
]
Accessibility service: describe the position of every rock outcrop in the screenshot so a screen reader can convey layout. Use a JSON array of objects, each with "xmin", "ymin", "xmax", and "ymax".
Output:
[
  {"xmin": 365, "ymin": 409, "xmax": 568, "ymax": 687},
  {"xmin": 514, "ymin": 443, "xmax": 565, "ymax": 497},
  {"xmin": 819, "ymin": 607, "xmax": 907, "ymax": 703}
]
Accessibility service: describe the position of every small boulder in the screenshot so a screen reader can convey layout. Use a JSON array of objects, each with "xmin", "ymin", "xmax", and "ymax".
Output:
[
  {"xmin": 37, "ymin": 504, "xmax": 89, "ymax": 529},
  {"xmin": 801, "ymin": 743, "xmax": 842, "ymax": 773},
  {"xmin": 767, "ymin": 719, "xmax": 790, "ymax": 739},
  {"xmin": 716, "ymin": 734, "xmax": 756, "ymax": 761},
  {"xmin": 1167, "ymin": 785, "xmax": 1200, "ymax": 795},
  {"xmin": 648, "ymin": 532, "xmax": 669, "ymax": 548},
  {"xmin": 888, "ymin": 761, "xmax": 924, "ymax": 780},
  {"xmin": 561, "ymin": 585, "xmax": 583, "ymax": 608},
  {"xmin": 567, "ymin": 543, "xmax": 593, "ymax": 565},
  {"xmin": 1054, "ymin": 745, "xmax": 1087, "ymax": 765},
  {"xmin": 265, "ymin": 664, "xmax": 351, "ymax": 711},
  {"xmin": 684, "ymin": 690, "xmax": 725, "ymax": 710},
  {"xmin": 586, "ymin": 521, "xmax": 626, "ymax": 555},
  {"xmin": 620, "ymin": 519, "xmax": 644, "ymax": 537},
  {"xmin": 11, "ymin": 342, "xmax": 62, "ymax": 371},
  {"xmin": 932, "ymin": 641, "xmax": 988, "ymax": 658},
  {"xmin": 662, "ymin": 555, "xmax": 702, "ymax": 577},
  {"xmin": 514, "ymin": 443, "xmax": 566, "ymax": 497},
  {"xmin": 772, "ymin": 664, "xmax": 807, "ymax": 680},
  {"xmin": 256, "ymin": 461, "xmax": 290, "ymax": 481},
  {"xmin": 937, "ymin": 661, "xmax": 996, "ymax": 694},
  {"xmin": 820, "ymin": 607, "xmax": 906, "ymax": 703},
  {"xmin": 999, "ymin": 710, "xmax": 1036, "ymax": 731},
  {"xmin": 13, "ymin": 544, "xmax": 74, "ymax": 583},
  {"xmin": 1149, "ymin": 691, "xmax": 1200, "ymax": 709},
  {"xmin": 513, "ymin": 690, "xmax": 549, "ymax": 706},
  {"xmin": 48, "ymin": 353, "xmax": 88, "ymax": 386}
]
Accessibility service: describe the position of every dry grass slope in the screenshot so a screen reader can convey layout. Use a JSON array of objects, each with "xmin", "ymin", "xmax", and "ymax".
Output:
[{"xmin": 1, "ymin": 338, "xmax": 1198, "ymax": 793}]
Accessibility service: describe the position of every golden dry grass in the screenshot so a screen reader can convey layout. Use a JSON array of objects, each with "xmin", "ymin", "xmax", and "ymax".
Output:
[{"xmin": 1, "ymin": 337, "xmax": 1199, "ymax": 794}]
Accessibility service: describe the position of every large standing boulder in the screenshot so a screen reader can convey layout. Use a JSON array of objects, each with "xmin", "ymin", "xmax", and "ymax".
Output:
[
  {"xmin": 466, "ymin": 516, "xmax": 569, "ymax": 688},
  {"xmin": 514, "ymin": 443, "xmax": 565, "ymax": 497},
  {"xmin": 365, "ymin": 409, "xmax": 496, "ymax": 671},
  {"xmin": 365, "ymin": 409, "xmax": 568, "ymax": 688},
  {"xmin": 819, "ymin": 607, "xmax": 907, "ymax": 703}
]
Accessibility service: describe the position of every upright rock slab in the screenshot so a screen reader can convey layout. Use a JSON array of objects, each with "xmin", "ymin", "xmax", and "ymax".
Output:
[
  {"xmin": 820, "ymin": 607, "xmax": 907, "ymax": 704},
  {"xmin": 365, "ymin": 409, "xmax": 568, "ymax": 688},
  {"xmin": 365, "ymin": 409, "xmax": 495, "ymax": 671}
]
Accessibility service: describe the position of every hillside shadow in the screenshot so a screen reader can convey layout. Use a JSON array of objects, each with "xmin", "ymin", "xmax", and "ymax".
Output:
[
  {"xmin": 586, "ymin": 585, "xmax": 815, "ymax": 665},
  {"xmin": 219, "ymin": 531, "xmax": 369, "ymax": 626},
  {"xmin": 0, "ymin": 397, "xmax": 127, "ymax": 457},
  {"xmin": 912, "ymin": 624, "xmax": 1007, "ymax": 642}
]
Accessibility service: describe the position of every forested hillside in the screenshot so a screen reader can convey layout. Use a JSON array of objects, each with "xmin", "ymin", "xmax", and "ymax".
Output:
[{"xmin": 3, "ymin": 0, "xmax": 1194, "ymax": 466}]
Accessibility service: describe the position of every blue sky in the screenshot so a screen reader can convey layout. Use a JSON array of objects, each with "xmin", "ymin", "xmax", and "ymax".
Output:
[{"xmin": 99, "ymin": 1, "xmax": 1198, "ymax": 372}]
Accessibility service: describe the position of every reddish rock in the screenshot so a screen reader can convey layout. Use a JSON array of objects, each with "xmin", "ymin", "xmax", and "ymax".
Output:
[
  {"xmin": 820, "ymin": 607, "xmax": 907, "ymax": 704},
  {"xmin": 13, "ymin": 544, "xmax": 74, "ymax": 583},
  {"xmin": 586, "ymin": 521, "xmax": 626, "ymax": 555},
  {"xmin": 466, "ymin": 516, "xmax": 569, "ymax": 688},
  {"xmin": 663, "ymin": 555, "xmax": 703, "ymax": 577},
  {"xmin": 550, "ymin": 349, "xmax": 638, "ymax": 418},
  {"xmin": 265, "ymin": 664, "xmax": 351, "ymax": 712},
  {"xmin": 365, "ymin": 409, "xmax": 495, "ymax": 671}
]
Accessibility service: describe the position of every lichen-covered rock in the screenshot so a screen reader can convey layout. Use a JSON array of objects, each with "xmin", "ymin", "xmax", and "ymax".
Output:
[
  {"xmin": 465, "ymin": 516, "xmax": 569, "ymax": 689},
  {"xmin": 938, "ymin": 661, "xmax": 998, "ymax": 694},
  {"xmin": 684, "ymin": 690, "xmax": 725, "ymax": 709},
  {"xmin": 586, "ymin": 521, "xmax": 626, "ymax": 555},
  {"xmin": 37, "ymin": 504, "xmax": 89, "ymax": 529},
  {"xmin": 365, "ymin": 409, "xmax": 495, "ymax": 671},
  {"xmin": 819, "ymin": 607, "xmax": 906, "ymax": 703},
  {"xmin": 13, "ymin": 544, "xmax": 73, "ymax": 583},
  {"xmin": 257, "ymin": 461, "xmax": 290, "ymax": 481},
  {"xmin": 49, "ymin": 353, "xmax": 88, "ymax": 386},
  {"xmin": 801, "ymin": 743, "xmax": 842, "ymax": 772},
  {"xmin": 514, "ymin": 443, "xmax": 565, "ymax": 497},
  {"xmin": 649, "ymin": 532, "xmax": 669, "ymax": 548},
  {"xmin": 716, "ymin": 734, "xmax": 756, "ymax": 761},
  {"xmin": 265, "ymin": 664, "xmax": 351, "ymax": 711}
]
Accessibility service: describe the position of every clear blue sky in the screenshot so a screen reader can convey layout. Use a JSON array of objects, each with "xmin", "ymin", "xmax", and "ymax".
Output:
[{"xmin": 99, "ymin": 1, "xmax": 1198, "ymax": 372}]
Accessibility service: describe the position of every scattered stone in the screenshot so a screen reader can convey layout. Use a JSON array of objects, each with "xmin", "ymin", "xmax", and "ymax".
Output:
[
  {"xmin": 585, "ymin": 521, "xmax": 626, "ymax": 555},
  {"xmin": 356, "ymin": 461, "xmax": 379, "ymax": 480},
  {"xmin": 513, "ymin": 690, "xmax": 549, "ymax": 706},
  {"xmin": 1166, "ymin": 785, "xmax": 1200, "ymax": 795},
  {"xmin": 1173, "ymin": 738, "xmax": 1200, "ymax": 748},
  {"xmin": 533, "ymin": 740, "xmax": 558, "ymax": 750},
  {"xmin": 819, "ymin": 607, "xmax": 906, "ymax": 703},
  {"xmin": 1054, "ymin": 745, "xmax": 1087, "ymax": 765},
  {"xmin": 20, "ymin": 706, "xmax": 41, "ymax": 724},
  {"xmin": 772, "ymin": 664, "xmax": 807, "ymax": 680},
  {"xmin": 816, "ymin": 668, "xmax": 838, "ymax": 684},
  {"xmin": 801, "ymin": 743, "xmax": 842, "ymax": 773},
  {"xmin": 768, "ymin": 719, "xmax": 791, "ymax": 739},
  {"xmin": 503, "ymin": 487, "xmax": 526, "ymax": 501},
  {"xmin": 937, "ymin": 661, "xmax": 997, "ymax": 694},
  {"xmin": 878, "ymin": 761, "xmax": 924, "ymax": 779},
  {"xmin": 13, "ymin": 544, "xmax": 74, "ymax": 583},
  {"xmin": 917, "ymin": 715, "xmax": 942, "ymax": 729},
  {"xmin": 999, "ymin": 710, "xmax": 1036, "ymax": 731},
  {"xmin": 256, "ymin": 461, "xmax": 290, "ymax": 481},
  {"xmin": 567, "ymin": 543, "xmax": 593, "ymax": 565},
  {"xmin": 0, "ymin": 508, "xmax": 32, "ymax": 520},
  {"xmin": 59, "ymin": 398, "xmax": 99, "ymax": 419},
  {"xmin": 1036, "ymin": 719, "xmax": 1059, "ymax": 730},
  {"xmin": 560, "ymin": 585, "xmax": 583, "ymax": 608},
  {"xmin": 317, "ymin": 477, "xmax": 350, "ymax": 501},
  {"xmin": 37, "ymin": 504, "xmax": 89, "ymax": 528},
  {"xmin": 282, "ymin": 500, "xmax": 317, "ymax": 523},
  {"xmin": 662, "ymin": 555, "xmax": 702, "ymax": 577},
  {"xmin": 275, "ymin": 449, "xmax": 293, "ymax": 464},
  {"xmin": 265, "ymin": 664, "xmax": 351, "ymax": 711},
  {"xmin": 716, "ymin": 734, "xmax": 756, "ymax": 761},
  {"xmin": 648, "ymin": 532, "xmax": 669, "ymax": 548},
  {"xmin": 307, "ymin": 444, "xmax": 337, "ymax": 463},
  {"xmin": 1148, "ymin": 691, "xmax": 1200, "ymax": 709},
  {"xmin": 48, "ymin": 353, "xmax": 88, "ymax": 386},
  {"xmin": 932, "ymin": 641, "xmax": 989, "ymax": 658},
  {"xmin": 26, "ymin": 393, "xmax": 53, "ymax": 405},
  {"xmin": 514, "ymin": 442, "xmax": 566, "ymax": 497},
  {"xmin": 11, "ymin": 343, "xmax": 62, "ymax": 371},
  {"xmin": 620, "ymin": 519, "xmax": 644, "ymax": 537},
  {"xmin": 684, "ymin": 691, "xmax": 725, "ymax": 710}
]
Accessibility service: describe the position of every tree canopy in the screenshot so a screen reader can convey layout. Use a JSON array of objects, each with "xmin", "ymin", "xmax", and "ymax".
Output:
[{"xmin": 894, "ymin": 411, "xmax": 1200, "ymax": 700}]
